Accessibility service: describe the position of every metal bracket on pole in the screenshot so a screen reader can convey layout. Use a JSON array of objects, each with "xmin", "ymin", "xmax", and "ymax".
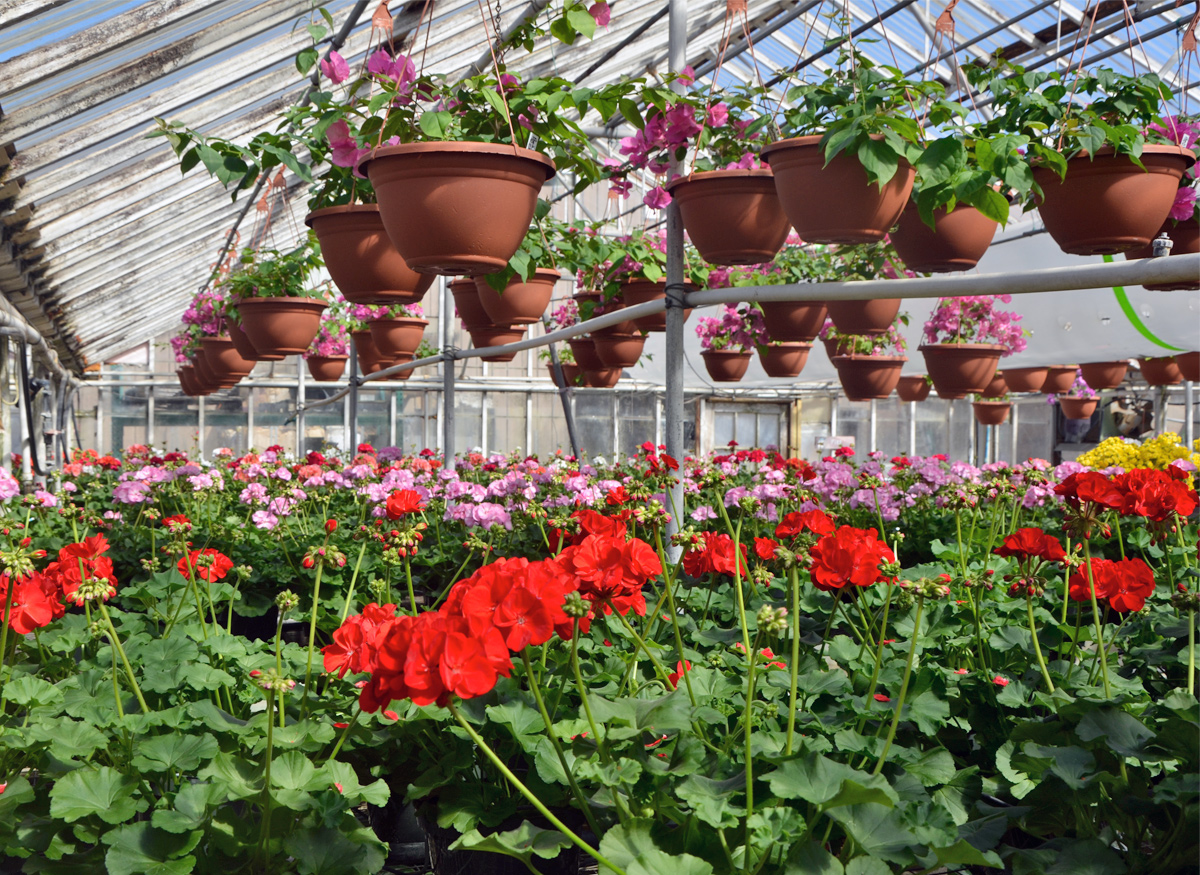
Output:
[
  {"xmin": 296, "ymin": 356, "xmax": 306, "ymax": 458},
  {"xmin": 546, "ymin": 335, "xmax": 582, "ymax": 459},
  {"xmin": 347, "ymin": 354, "xmax": 360, "ymax": 452}
]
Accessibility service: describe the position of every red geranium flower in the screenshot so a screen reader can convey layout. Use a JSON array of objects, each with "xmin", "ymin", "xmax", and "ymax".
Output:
[
  {"xmin": 754, "ymin": 537, "xmax": 779, "ymax": 562},
  {"xmin": 667, "ymin": 660, "xmax": 691, "ymax": 689},
  {"xmin": 682, "ymin": 533, "xmax": 748, "ymax": 579},
  {"xmin": 775, "ymin": 509, "xmax": 835, "ymax": 539},
  {"xmin": 177, "ymin": 548, "xmax": 234, "ymax": 582},
  {"xmin": 0, "ymin": 572, "xmax": 63, "ymax": 635},
  {"xmin": 386, "ymin": 489, "xmax": 425, "ymax": 519},
  {"xmin": 1069, "ymin": 557, "xmax": 1156, "ymax": 612},
  {"xmin": 809, "ymin": 526, "xmax": 894, "ymax": 592},
  {"xmin": 1054, "ymin": 471, "xmax": 1123, "ymax": 510},
  {"xmin": 994, "ymin": 528, "xmax": 1067, "ymax": 563},
  {"xmin": 606, "ymin": 486, "xmax": 630, "ymax": 506},
  {"xmin": 1111, "ymin": 468, "xmax": 1198, "ymax": 521}
]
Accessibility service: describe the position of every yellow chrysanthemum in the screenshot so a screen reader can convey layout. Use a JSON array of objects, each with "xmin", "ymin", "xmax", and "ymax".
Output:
[{"xmin": 1078, "ymin": 433, "xmax": 1200, "ymax": 472}]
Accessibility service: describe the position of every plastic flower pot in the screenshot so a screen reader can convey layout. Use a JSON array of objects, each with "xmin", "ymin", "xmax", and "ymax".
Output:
[
  {"xmin": 759, "ymin": 301, "xmax": 827, "ymax": 342},
  {"xmin": 1041, "ymin": 366, "xmax": 1079, "ymax": 395},
  {"xmin": 757, "ymin": 342, "xmax": 812, "ymax": 378},
  {"xmin": 545, "ymin": 363, "xmax": 582, "ymax": 385},
  {"xmin": 832, "ymin": 354, "xmax": 906, "ymax": 400},
  {"xmin": 895, "ymin": 374, "xmax": 931, "ymax": 402},
  {"xmin": 889, "ymin": 202, "xmax": 998, "ymax": 273},
  {"xmin": 237, "ymin": 296, "xmax": 328, "ymax": 357},
  {"xmin": 567, "ymin": 338, "xmax": 605, "ymax": 371},
  {"xmin": 192, "ymin": 346, "xmax": 232, "ymax": 388},
  {"xmin": 1139, "ymin": 356, "xmax": 1183, "ymax": 386},
  {"xmin": 178, "ymin": 365, "xmax": 205, "ymax": 396},
  {"xmin": 619, "ymin": 280, "xmax": 694, "ymax": 332},
  {"xmin": 1002, "ymin": 366, "xmax": 1049, "ymax": 393},
  {"xmin": 361, "ymin": 142, "xmax": 556, "ymax": 276},
  {"xmin": 450, "ymin": 278, "xmax": 494, "ymax": 331},
  {"xmin": 352, "ymin": 331, "xmax": 387, "ymax": 375},
  {"xmin": 1124, "ymin": 217, "xmax": 1200, "ymax": 291},
  {"xmin": 1058, "ymin": 396, "xmax": 1099, "ymax": 420},
  {"xmin": 592, "ymin": 333, "xmax": 646, "ymax": 369},
  {"xmin": 826, "ymin": 298, "xmax": 902, "ymax": 336},
  {"xmin": 306, "ymin": 355, "xmax": 348, "ymax": 382},
  {"xmin": 981, "ymin": 373, "xmax": 1009, "ymax": 399},
  {"xmin": 368, "ymin": 317, "xmax": 429, "ymax": 359},
  {"xmin": 920, "ymin": 343, "xmax": 1005, "ymax": 399},
  {"xmin": 305, "ymin": 204, "xmax": 434, "ymax": 305},
  {"xmin": 1178, "ymin": 351, "xmax": 1200, "ymax": 382},
  {"xmin": 389, "ymin": 352, "xmax": 414, "ymax": 381},
  {"xmin": 475, "ymin": 269, "xmax": 560, "ymax": 325},
  {"xmin": 666, "ymin": 168, "xmax": 791, "ymax": 265},
  {"xmin": 226, "ymin": 316, "xmax": 284, "ymax": 362},
  {"xmin": 468, "ymin": 326, "xmax": 527, "ymax": 362},
  {"xmin": 972, "ymin": 400, "xmax": 1012, "ymax": 425},
  {"xmin": 200, "ymin": 337, "xmax": 254, "ymax": 383},
  {"xmin": 762, "ymin": 135, "xmax": 915, "ymax": 244},
  {"xmin": 1031, "ymin": 145, "xmax": 1194, "ymax": 255},
  {"xmin": 701, "ymin": 349, "xmax": 753, "ymax": 382},
  {"xmin": 1079, "ymin": 361, "xmax": 1129, "ymax": 390},
  {"xmin": 582, "ymin": 368, "xmax": 621, "ymax": 387}
]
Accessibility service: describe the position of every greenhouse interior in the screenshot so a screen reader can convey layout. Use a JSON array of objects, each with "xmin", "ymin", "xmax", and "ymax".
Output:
[{"xmin": 1, "ymin": 0, "xmax": 1199, "ymax": 872}]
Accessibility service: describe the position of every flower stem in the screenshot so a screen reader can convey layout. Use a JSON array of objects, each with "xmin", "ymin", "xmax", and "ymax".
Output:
[
  {"xmin": 1026, "ymin": 593, "xmax": 1056, "ymax": 693},
  {"xmin": 448, "ymin": 701, "xmax": 626, "ymax": 875},
  {"xmin": 857, "ymin": 578, "xmax": 897, "ymax": 733},
  {"xmin": 611, "ymin": 603, "xmax": 672, "ymax": 685},
  {"xmin": 339, "ymin": 541, "xmax": 369, "ymax": 624},
  {"xmin": 784, "ymin": 566, "xmax": 802, "ymax": 756},
  {"xmin": 98, "ymin": 602, "xmax": 150, "ymax": 715},
  {"xmin": 1188, "ymin": 611, "xmax": 1195, "ymax": 697},
  {"xmin": 403, "ymin": 554, "xmax": 416, "ymax": 616},
  {"xmin": 259, "ymin": 690, "xmax": 276, "ymax": 866},
  {"xmin": 872, "ymin": 594, "xmax": 924, "ymax": 776},
  {"xmin": 0, "ymin": 576, "xmax": 17, "ymax": 708},
  {"xmin": 1082, "ymin": 541, "xmax": 1113, "ymax": 699},
  {"xmin": 302, "ymin": 561, "xmax": 325, "ymax": 710}
]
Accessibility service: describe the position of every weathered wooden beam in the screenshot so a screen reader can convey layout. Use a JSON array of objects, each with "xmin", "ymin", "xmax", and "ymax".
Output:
[{"xmin": 0, "ymin": 0, "xmax": 73, "ymax": 30}]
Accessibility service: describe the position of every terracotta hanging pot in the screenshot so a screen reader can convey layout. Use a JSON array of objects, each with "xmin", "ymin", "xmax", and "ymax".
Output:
[
  {"xmin": 889, "ymin": 202, "xmax": 998, "ymax": 273},
  {"xmin": 895, "ymin": 375, "xmax": 930, "ymax": 402},
  {"xmin": 475, "ymin": 269, "xmax": 560, "ymax": 325},
  {"xmin": 1001, "ymin": 366, "xmax": 1049, "ymax": 393},
  {"xmin": 200, "ymin": 337, "xmax": 254, "ymax": 384},
  {"xmin": 572, "ymin": 290, "xmax": 604, "ymax": 307},
  {"xmin": 226, "ymin": 317, "xmax": 284, "ymax": 362},
  {"xmin": 450, "ymin": 278, "xmax": 494, "ymax": 331},
  {"xmin": 666, "ymin": 168, "xmax": 791, "ymax": 264},
  {"xmin": 305, "ymin": 204, "xmax": 434, "ymax": 305},
  {"xmin": 1124, "ymin": 217, "xmax": 1200, "ymax": 291},
  {"xmin": 1031, "ymin": 145, "xmax": 1194, "ymax": 255},
  {"xmin": 619, "ymin": 280, "xmax": 694, "ymax": 332},
  {"xmin": 920, "ymin": 343, "xmax": 1006, "ymax": 399},
  {"xmin": 833, "ymin": 354, "xmax": 906, "ymax": 400},
  {"xmin": 469, "ymin": 326, "xmax": 527, "ymax": 362},
  {"xmin": 826, "ymin": 298, "xmax": 902, "ymax": 336},
  {"xmin": 822, "ymin": 336, "xmax": 854, "ymax": 360},
  {"xmin": 593, "ymin": 333, "xmax": 646, "ymax": 369},
  {"xmin": 178, "ymin": 365, "xmax": 204, "ymax": 397},
  {"xmin": 369, "ymin": 317, "xmax": 429, "ymax": 359},
  {"xmin": 389, "ymin": 352, "xmax": 414, "ymax": 381},
  {"xmin": 1177, "ymin": 351, "xmax": 1200, "ymax": 382},
  {"xmin": 238, "ymin": 296, "xmax": 327, "ymax": 357},
  {"xmin": 758, "ymin": 342, "xmax": 812, "ymax": 378},
  {"xmin": 1058, "ymin": 397, "xmax": 1099, "ymax": 420},
  {"xmin": 760, "ymin": 301, "xmax": 827, "ymax": 343},
  {"xmin": 352, "ymin": 331, "xmax": 387, "ymax": 376},
  {"xmin": 972, "ymin": 400, "xmax": 1011, "ymax": 426},
  {"xmin": 1079, "ymin": 360, "xmax": 1129, "ymax": 390},
  {"xmin": 1139, "ymin": 356, "xmax": 1183, "ymax": 386},
  {"xmin": 306, "ymin": 355, "xmax": 348, "ymax": 382},
  {"xmin": 1041, "ymin": 366, "xmax": 1078, "ymax": 395},
  {"xmin": 362, "ymin": 142, "xmax": 556, "ymax": 276},
  {"xmin": 589, "ymin": 302, "xmax": 640, "ymax": 338},
  {"xmin": 761, "ymin": 135, "xmax": 915, "ymax": 244},
  {"xmin": 546, "ymin": 363, "xmax": 582, "ymax": 385},
  {"xmin": 187, "ymin": 361, "xmax": 215, "ymax": 394},
  {"xmin": 702, "ymin": 349, "xmax": 753, "ymax": 382},
  {"xmin": 583, "ymin": 368, "xmax": 621, "ymax": 388},
  {"xmin": 981, "ymin": 373, "xmax": 1008, "ymax": 399},
  {"xmin": 568, "ymin": 338, "xmax": 605, "ymax": 371},
  {"xmin": 192, "ymin": 348, "xmax": 228, "ymax": 389}
]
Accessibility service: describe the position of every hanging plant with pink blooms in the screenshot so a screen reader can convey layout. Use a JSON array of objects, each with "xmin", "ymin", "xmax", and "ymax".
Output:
[
  {"xmin": 922, "ymin": 295, "xmax": 1028, "ymax": 356},
  {"xmin": 695, "ymin": 304, "xmax": 767, "ymax": 353}
]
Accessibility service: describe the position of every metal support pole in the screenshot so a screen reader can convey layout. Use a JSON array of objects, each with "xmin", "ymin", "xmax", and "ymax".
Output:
[
  {"xmin": 1186, "ymin": 381, "xmax": 1195, "ymax": 447},
  {"xmin": 869, "ymin": 398, "xmax": 878, "ymax": 453},
  {"xmin": 547, "ymin": 341, "xmax": 581, "ymax": 458},
  {"xmin": 443, "ymin": 349, "xmax": 456, "ymax": 469},
  {"xmin": 481, "ymin": 390, "xmax": 489, "ymax": 455},
  {"xmin": 146, "ymin": 386, "xmax": 155, "ymax": 448},
  {"xmin": 296, "ymin": 356, "xmax": 306, "ymax": 458},
  {"xmin": 968, "ymin": 409, "xmax": 976, "ymax": 466},
  {"xmin": 908, "ymin": 400, "xmax": 917, "ymax": 455},
  {"xmin": 348, "ymin": 353, "xmax": 359, "ymax": 451},
  {"xmin": 525, "ymin": 391, "xmax": 533, "ymax": 455},
  {"xmin": 662, "ymin": 0, "xmax": 688, "ymax": 558},
  {"xmin": 247, "ymin": 388, "xmax": 255, "ymax": 451},
  {"xmin": 389, "ymin": 390, "xmax": 397, "ymax": 449},
  {"xmin": 829, "ymin": 393, "xmax": 838, "ymax": 438},
  {"xmin": 945, "ymin": 401, "xmax": 953, "ymax": 457},
  {"xmin": 198, "ymin": 395, "xmax": 205, "ymax": 459},
  {"xmin": 95, "ymin": 387, "xmax": 103, "ymax": 453},
  {"xmin": 1010, "ymin": 402, "xmax": 1019, "ymax": 463}
]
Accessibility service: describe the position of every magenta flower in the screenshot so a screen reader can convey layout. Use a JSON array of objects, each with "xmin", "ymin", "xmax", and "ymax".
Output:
[
  {"xmin": 644, "ymin": 185, "xmax": 672, "ymax": 210},
  {"xmin": 678, "ymin": 65, "xmax": 696, "ymax": 87},
  {"xmin": 706, "ymin": 102, "xmax": 729, "ymax": 128},
  {"xmin": 1169, "ymin": 186, "xmax": 1197, "ymax": 222},
  {"xmin": 589, "ymin": 1, "xmax": 611, "ymax": 27},
  {"xmin": 319, "ymin": 50, "xmax": 350, "ymax": 84}
]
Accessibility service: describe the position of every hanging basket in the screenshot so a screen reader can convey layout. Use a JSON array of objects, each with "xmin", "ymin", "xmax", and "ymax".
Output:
[
  {"xmin": 475, "ymin": 269, "xmax": 560, "ymax": 325},
  {"xmin": 833, "ymin": 354, "xmax": 906, "ymax": 400},
  {"xmin": 1124, "ymin": 217, "xmax": 1200, "ymax": 291},
  {"xmin": 238, "ymin": 297, "xmax": 327, "ymax": 357},
  {"xmin": 895, "ymin": 375, "xmax": 930, "ymax": 402},
  {"xmin": 583, "ymin": 368, "xmax": 621, "ymax": 388},
  {"xmin": 469, "ymin": 326, "xmax": 527, "ymax": 362},
  {"xmin": 972, "ymin": 401, "xmax": 1011, "ymax": 426},
  {"xmin": 369, "ymin": 317, "xmax": 429, "ymax": 359},
  {"xmin": 389, "ymin": 352, "xmax": 414, "ymax": 381},
  {"xmin": 1041, "ymin": 366, "xmax": 1078, "ymax": 395},
  {"xmin": 701, "ymin": 349, "xmax": 753, "ymax": 382},
  {"xmin": 1031, "ymin": 145, "xmax": 1194, "ymax": 255},
  {"xmin": 1139, "ymin": 356, "xmax": 1182, "ymax": 386},
  {"xmin": 450, "ymin": 278, "xmax": 495, "ymax": 331},
  {"xmin": 920, "ymin": 343, "xmax": 1005, "ymax": 399},
  {"xmin": 980, "ymin": 373, "xmax": 1008, "ymax": 399},
  {"xmin": 761, "ymin": 135, "xmax": 915, "ymax": 244},
  {"xmin": 1079, "ymin": 360, "xmax": 1129, "ymax": 390},
  {"xmin": 1058, "ymin": 397, "xmax": 1099, "ymax": 420},
  {"xmin": 890, "ymin": 202, "xmax": 998, "ymax": 273},
  {"xmin": 619, "ymin": 280, "xmax": 693, "ymax": 332},
  {"xmin": 759, "ymin": 300, "xmax": 827, "ymax": 342},
  {"xmin": 200, "ymin": 337, "xmax": 254, "ymax": 384},
  {"xmin": 306, "ymin": 355, "xmax": 348, "ymax": 382},
  {"xmin": 666, "ymin": 168, "xmax": 791, "ymax": 265},
  {"xmin": 305, "ymin": 204, "xmax": 434, "ymax": 305},
  {"xmin": 361, "ymin": 142, "xmax": 556, "ymax": 276},
  {"xmin": 592, "ymin": 333, "xmax": 646, "ymax": 369},
  {"xmin": 352, "ymin": 331, "xmax": 387, "ymax": 376},
  {"xmin": 546, "ymin": 363, "xmax": 582, "ymax": 386},
  {"xmin": 178, "ymin": 365, "xmax": 205, "ymax": 397},
  {"xmin": 567, "ymin": 338, "xmax": 605, "ymax": 371},
  {"xmin": 1177, "ymin": 351, "xmax": 1200, "ymax": 382},
  {"xmin": 226, "ymin": 317, "xmax": 284, "ymax": 362},
  {"xmin": 758, "ymin": 342, "xmax": 812, "ymax": 378},
  {"xmin": 1001, "ymin": 366, "xmax": 1049, "ymax": 393},
  {"xmin": 193, "ymin": 347, "xmax": 233, "ymax": 389},
  {"xmin": 826, "ymin": 298, "xmax": 902, "ymax": 336}
]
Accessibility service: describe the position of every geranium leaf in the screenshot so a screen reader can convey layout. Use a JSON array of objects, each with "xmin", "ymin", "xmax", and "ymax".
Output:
[
  {"xmin": 102, "ymin": 823, "xmax": 198, "ymax": 875},
  {"xmin": 131, "ymin": 733, "xmax": 219, "ymax": 773},
  {"xmin": 50, "ymin": 767, "xmax": 144, "ymax": 825}
]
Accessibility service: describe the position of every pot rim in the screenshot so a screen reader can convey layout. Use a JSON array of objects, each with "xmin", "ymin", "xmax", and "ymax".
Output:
[
  {"xmin": 306, "ymin": 354, "xmax": 350, "ymax": 362},
  {"xmin": 479, "ymin": 268, "xmax": 562, "ymax": 286},
  {"xmin": 1031, "ymin": 143, "xmax": 1196, "ymax": 175},
  {"xmin": 304, "ymin": 203, "xmax": 381, "ymax": 226},
  {"xmin": 761, "ymin": 132, "xmax": 894, "ymax": 161},
  {"xmin": 832, "ymin": 354, "xmax": 909, "ymax": 363},
  {"xmin": 237, "ymin": 295, "xmax": 328, "ymax": 307},
  {"xmin": 701, "ymin": 348, "xmax": 754, "ymax": 358},
  {"xmin": 199, "ymin": 336, "xmax": 234, "ymax": 346},
  {"xmin": 919, "ymin": 342, "xmax": 1007, "ymax": 352},
  {"xmin": 369, "ymin": 317, "xmax": 431, "ymax": 326},
  {"xmin": 358, "ymin": 140, "xmax": 557, "ymax": 180},
  {"xmin": 759, "ymin": 341, "xmax": 814, "ymax": 351},
  {"xmin": 972, "ymin": 400, "xmax": 1012, "ymax": 408},
  {"xmin": 665, "ymin": 167, "xmax": 776, "ymax": 191}
]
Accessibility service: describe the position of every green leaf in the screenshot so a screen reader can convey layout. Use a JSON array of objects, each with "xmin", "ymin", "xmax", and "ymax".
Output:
[
  {"xmin": 823, "ymin": 804, "xmax": 913, "ymax": 865},
  {"xmin": 152, "ymin": 783, "xmax": 219, "ymax": 834},
  {"xmin": 1076, "ymin": 708, "xmax": 1155, "ymax": 760},
  {"xmin": 102, "ymin": 823, "xmax": 198, "ymax": 875},
  {"xmin": 931, "ymin": 839, "xmax": 1002, "ymax": 869},
  {"xmin": 282, "ymin": 826, "xmax": 387, "ymax": 875},
  {"xmin": 970, "ymin": 187, "xmax": 1011, "ymax": 226},
  {"xmin": 566, "ymin": 7, "xmax": 597, "ymax": 40},
  {"xmin": 676, "ymin": 773, "xmax": 745, "ymax": 828},
  {"xmin": 6, "ymin": 675, "xmax": 63, "ymax": 709},
  {"xmin": 787, "ymin": 842, "xmax": 843, "ymax": 875},
  {"xmin": 549, "ymin": 16, "xmax": 578, "ymax": 45},
  {"xmin": 766, "ymin": 754, "xmax": 897, "ymax": 809},
  {"xmin": 131, "ymin": 733, "xmax": 219, "ymax": 773},
  {"xmin": 419, "ymin": 111, "xmax": 454, "ymax": 140},
  {"xmin": 296, "ymin": 47, "xmax": 319, "ymax": 75},
  {"xmin": 599, "ymin": 820, "xmax": 713, "ymax": 875},
  {"xmin": 321, "ymin": 760, "xmax": 390, "ymax": 807},
  {"xmin": 50, "ymin": 767, "xmax": 144, "ymax": 825},
  {"xmin": 1043, "ymin": 837, "xmax": 1126, "ymax": 875},
  {"xmin": 197, "ymin": 752, "xmax": 262, "ymax": 800},
  {"xmin": 914, "ymin": 136, "xmax": 965, "ymax": 187},
  {"xmin": 901, "ymin": 749, "xmax": 956, "ymax": 787},
  {"xmin": 845, "ymin": 857, "xmax": 891, "ymax": 875},
  {"xmin": 857, "ymin": 137, "xmax": 899, "ymax": 186},
  {"xmin": 453, "ymin": 820, "xmax": 573, "ymax": 863}
]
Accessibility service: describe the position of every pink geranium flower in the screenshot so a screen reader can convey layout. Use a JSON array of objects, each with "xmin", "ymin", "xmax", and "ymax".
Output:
[
  {"xmin": 589, "ymin": 1, "xmax": 611, "ymax": 27},
  {"xmin": 319, "ymin": 50, "xmax": 350, "ymax": 84}
]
